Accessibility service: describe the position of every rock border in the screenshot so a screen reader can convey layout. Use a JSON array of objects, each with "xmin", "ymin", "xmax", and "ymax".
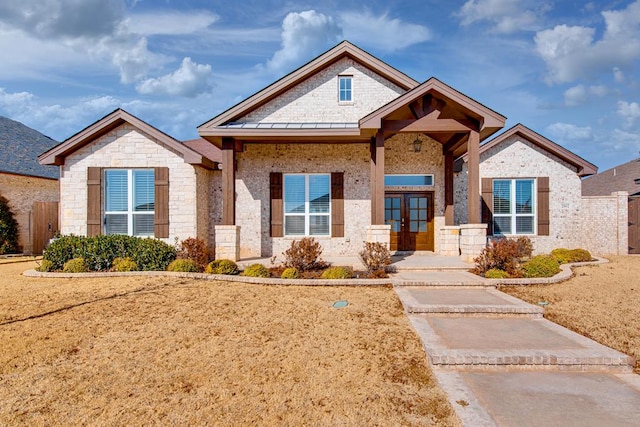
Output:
[
  {"xmin": 485, "ymin": 257, "xmax": 609, "ymax": 285},
  {"xmin": 22, "ymin": 269, "xmax": 392, "ymax": 286}
]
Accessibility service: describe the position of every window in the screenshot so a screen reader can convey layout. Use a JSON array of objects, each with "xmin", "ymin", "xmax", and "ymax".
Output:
[
  {"xmin": 493, "ymin": 179, "xmax": 535, "ymax": 235},
  {"xmin": 104, "ymin": 169, "xmax": 155, "ymax": 236},
  {"xmin": 284, "ymin": 174, "xmax": 330, "ymax": 236},
  {"xmin": 384, "ymin": 174, "xmax": 434, "ymax": 186},
  {"xmin": 338, "ymin": 76, "xmax": 352, "ymax": 102}
]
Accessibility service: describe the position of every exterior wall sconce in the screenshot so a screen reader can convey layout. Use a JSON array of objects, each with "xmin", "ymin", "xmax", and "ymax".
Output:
[{"xmin": 413, "ymin": 137, "xmax": 422, "ymax": 153}]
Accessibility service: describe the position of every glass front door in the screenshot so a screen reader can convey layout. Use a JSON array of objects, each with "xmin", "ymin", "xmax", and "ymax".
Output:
[{"xmin": 384, "ymin": 192, "xmax": 434, "ymax": 251}]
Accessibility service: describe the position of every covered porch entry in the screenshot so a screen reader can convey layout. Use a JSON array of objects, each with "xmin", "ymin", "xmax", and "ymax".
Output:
[{"xmin": 360, "ymin": 78, "xmax": 506, "ymax": 256}]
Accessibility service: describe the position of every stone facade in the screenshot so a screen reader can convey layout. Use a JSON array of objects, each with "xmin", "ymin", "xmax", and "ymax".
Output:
[
  {"xmin": 578, "ymin": 192, "xmax": 628, "ymax": 256},
  {"xmin": 235, "ymin": 142, "xmax": 371, "ymax": 258},
  {"xmin": 241, "ymin": 58, "xmax": 405, "ymax": 123},
  {"xmin": 0, "ymin": 172, "xmax": 59, "ymax": 254},
  {"xmin": 60, "ymin": 124, "xmax": 211, "ymax": 244},
  {"xmin": 455, "ymin": 135, "xmax": 584, "ymax": 254}
]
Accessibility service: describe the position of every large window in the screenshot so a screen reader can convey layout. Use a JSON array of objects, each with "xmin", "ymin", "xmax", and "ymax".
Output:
[
  {"xmin": 104, "ymin": 169, "xmax": 155, "ymax": 236},
  {"xmin": 284, "ymin": 174, "xmax": 330, "ymax": 236},
  {"xmin": 493, "ymin": 179, "xmax": 535, "ymax": 235},
  {"xmin": 338, "ymin": 75, "xmax": 352, "ymax": 102}
]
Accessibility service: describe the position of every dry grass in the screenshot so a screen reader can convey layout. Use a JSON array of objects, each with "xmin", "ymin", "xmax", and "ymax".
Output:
[
  {"xmin": 0, "ymin": 261, "xmax": 458, "ymax": 426},
  {"xmin": 500, "ymin": 256, "xmax": 640, "ymax": 373}
]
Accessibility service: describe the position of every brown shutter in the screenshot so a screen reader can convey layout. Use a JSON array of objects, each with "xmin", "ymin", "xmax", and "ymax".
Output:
[
  {"xmin": 154, "ymin": 167, "xmax": 169, "ymax": 238},
  {"xmin": 270, "ymin": 172, "xmax": 283, "ymax": 237},
  {"xmin": 331, "ymin": 172, "xmax": 344, "ymax": 237},
  {"xmin": 481, "ymin": 178, "xmax": 493, "ymax": 236},
  {"xmin": 537, "ymin": 176, "xmax": 550, "ymax": 236},
  {"xmin": 87, "ymin": 167, "xmax": 102, "ymax": 237}
]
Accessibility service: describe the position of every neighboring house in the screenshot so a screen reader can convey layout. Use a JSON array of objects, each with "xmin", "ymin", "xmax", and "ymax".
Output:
[
  {"xmin": 582, "ymin": 158, "xmax": 640, "ymax": 254},
  {"xmin": 0, "ymin": 116, "xmax": 60, "ymax": 254},
  {"xmin": 40, "ymin": 41, "xmax": 627, "ymax": 260}
]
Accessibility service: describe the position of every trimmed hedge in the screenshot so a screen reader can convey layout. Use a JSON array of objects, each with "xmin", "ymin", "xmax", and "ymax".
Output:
[
  {"xmin": 205, "ymin": 259, "xmax": 239, "ymax": 275},
  {"xmin": 167, "ymin": 259, "xmax": 200, "ymax": 272},
  {"xmin": 242, "ymin": 263, "xmax": 270, "ymax": 278},
  {"xmin": 281, "ymin": 267, "xmax": 300, "ymax": 279},
  {"xmin": 43, "ymin": 234, "xmax": 176, "ymax": 272},
  {"xmin": 485, "ymin": 268, "xmax": 510, "ymax": 279},
  {"xmin": 320, "ymin": 266, "xmax": 352, "ymax": 279},
  {"xmin": 522, "ymin": 255, "xmax": 561, "ymax": 278},
  {"xmin": 551, "ymin": 248, "xmax": 593, "ymax": 264},
  {"xmin": 63, "ymin": 258, "xmax": 88, "ymax": 273}
]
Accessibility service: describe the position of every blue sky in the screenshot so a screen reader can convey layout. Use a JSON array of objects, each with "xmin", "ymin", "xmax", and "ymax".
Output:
[{"xmin": 0, "ymin": 0, "xmax": 639, "ymax": 171}]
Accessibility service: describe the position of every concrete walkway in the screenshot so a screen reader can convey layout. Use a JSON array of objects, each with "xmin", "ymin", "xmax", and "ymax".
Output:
[{"xmin": 394, "ymin": 275, "xmax": 640, "ymax": 426}]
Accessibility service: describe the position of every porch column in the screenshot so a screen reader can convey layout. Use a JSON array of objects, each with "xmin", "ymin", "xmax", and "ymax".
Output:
[
  {"xmin": 467, "ymin": 130, "xmax": 480, "ymax": 224},
  {"xmin": 221, "ymin": 137, "xmax": 236, "ymax": 225},
  {"xmin": 444, "ymin": 149, "xmax": 454, "ymax": 225},
  {"xmin": 370, "ymin": 130, "xmax": 385, "ymax": 224}
]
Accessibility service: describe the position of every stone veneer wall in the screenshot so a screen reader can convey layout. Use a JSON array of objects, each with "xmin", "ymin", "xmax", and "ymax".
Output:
[
  {"xmin": 207, "ymin": 169, "xmax": 222, "ymax": 254},
  {"xmin": 241, "ymin": 58, "xmax": 405, "ymax": 123},
  {"xmin": 235, "ymin": 143, "xmax": 371, "ymax": 258},
  {"xmin": 578, "ymin": 192, "xmax": 628, "ymax": 256},
  {"xmin": 455, "ymin": 136, "xmax": 584, "ymax": 254},
  {"xmin": 385, "ymin": 133, "xmax": 446, "ymax": 252},
  {"xmin": 0, "ymin": 173, "xmax": 59, "ymax": 254},
  {"xmin": 60, "ymin": 124, "xmax": 207, "ymax": 244}
]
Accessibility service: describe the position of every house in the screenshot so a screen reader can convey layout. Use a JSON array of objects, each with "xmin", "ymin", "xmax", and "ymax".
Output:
[
  {"xmin": 39, "ymin": 41, "xmax": 628, "ymax": 261},
  {"xmin": 582, "ymin": 158, "xmax": 640, "ymax": 254},
  {"xmin": 0, "ymin": 116, "xmax": 60, "ymax": 254}
]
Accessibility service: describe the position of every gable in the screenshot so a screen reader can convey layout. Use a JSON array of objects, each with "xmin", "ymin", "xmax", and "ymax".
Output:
[
  {"xmin": 582, "ymin": 158, "xmax": 640, "ymax": 196},
  {"xmin": 239, "ymin": 57, "xmax": 406, "ymax": 124}
]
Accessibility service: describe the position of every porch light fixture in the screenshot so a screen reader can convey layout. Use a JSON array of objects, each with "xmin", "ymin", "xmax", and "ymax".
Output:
[{"xmin": 413, "ymin": 136, "xmax": 422, "ymax": 153}]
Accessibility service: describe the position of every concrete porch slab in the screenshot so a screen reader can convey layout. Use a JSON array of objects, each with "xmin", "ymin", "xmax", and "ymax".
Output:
[
  {"xmin": 409, "ymin": 315, "xmax": 633, "ymax": 371},
  {"xmin": 436, "ymin": 369, "xmax": 640, "ymax": 427},
  {"xmin": 396, "ymin": 287, "xmax": 543, "ymax": 316}
]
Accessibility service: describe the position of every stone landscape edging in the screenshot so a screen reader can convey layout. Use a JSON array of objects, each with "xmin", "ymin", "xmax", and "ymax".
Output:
[
  {"xmin": 22, "ymin": 269, "xmax": 392, "ymax": 286},
  {"xmin": 485, "ymin": 256, "xmax": 609, "ymax": 285}
]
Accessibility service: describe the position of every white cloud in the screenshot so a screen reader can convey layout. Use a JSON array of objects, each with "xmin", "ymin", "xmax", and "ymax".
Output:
[
  {"xmin": 617, "ymin": 101, "xmax": 640, "ymax": 127},
  {"xmin": 136, "ymin": 57, "xmax": 214, "ymax": 97},
  {"xmin": 613, "ymin": 67, "xmax": 625, "ymax": 83},
  {"xmin": 563, "ymin": 84, "xmax": 609, "ymax": 106},
  {"xmin": 607, "ymin": 129, "xmax": 640, "ymax": 152},
  {"xmin": 535, "ymin": 1, "xmax": 640, "ymax": 84},
  {"xmin": 546, "ymin": 122, "xmax": 593, "ymax": 140},
  {"xmin": 266, "ymin": 10, "xmax": 342, "ymax": 73},
  {"xmin": 457, "ymin": 0, "xmax": 544, "ymax": 33},
  {"xmin": 126, "ymin": 10, "xmax": 219, "ymax": 36},
  {"xmin": 340, "ymin": 11, "xmax": 431, "ymax": 52}
]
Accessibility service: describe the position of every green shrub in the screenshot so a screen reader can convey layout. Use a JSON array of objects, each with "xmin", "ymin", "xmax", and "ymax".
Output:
[
  {"xmin": 522, "ymin": 255, "xmax": 561, "ymax": 278},
  {"xmin": 281, "ymin": 267, "xmax": 300, "ymax": 279},
  {"xmin": 551, "ymin": 248, "xmax": 572, "ymax": 264},
  {"xmin": 569, "ymin": 249, "xmax": 592, "ymax": 262},
  {"xmin": 36, "ymin": 259, "xmax": 55, "ymax": 272},
  {"xmin": 112, "ymin": 257, "xmax": 138, "ymax": 272},
  {"xmin": 205, "ymin": 259, "xmax": 239, "ymax": 275},
  {"xmin": 167, "ymin": 259, "xmax": 200, "ymax": 272},
  {"xmin": 484, "ymin": 268, "xmax": 510, "ymax": 279},
  {"xmin": 177, "ymin": 237, "xmax": 211, "ymax": 270},
  {"xmin": 0, "ymin": 195, "xmax": 19, "ymax": 254},
  {"xmin": 43, "ymin": 235, "xmax": 176, "ymax": 272},
  {"xmin": 283, "ymin": 237, "xmax": 327, "ymax": 271},
  {"xmin": 359, "ymin": 242, "xmax": 392, "ymax": 274},
  {"xmin": 63, "ymin": 258, "xmax": 88, "ymax": 273},
  {"xmin": 242, "ymin": 263, "xmax": 270, "ymax": 278},
  {"xmin": 320, "ymin": 266, "xmax": 352, "ymax": 279}
]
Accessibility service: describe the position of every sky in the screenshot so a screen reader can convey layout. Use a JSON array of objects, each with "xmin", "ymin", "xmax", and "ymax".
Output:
[{"xmin": 0, "ymin": 0, "xmax": 639, "ymax": 172}]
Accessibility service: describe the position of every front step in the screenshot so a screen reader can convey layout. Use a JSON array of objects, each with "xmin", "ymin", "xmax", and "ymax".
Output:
[{"xmin": 409, "ymin": 315, "xmax": 634, "ymax": 372}]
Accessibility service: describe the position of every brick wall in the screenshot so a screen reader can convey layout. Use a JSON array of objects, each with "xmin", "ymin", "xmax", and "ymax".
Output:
[
  {"xmin": 60, "ymin": 124, "xmax": 209, "ymax": 245},
  {"xmin": 579, "ymin": 192, "xmax": 628, "ymax": 256},
  {"xmin": 241, "ymin": 58, "xmax": 405, "ymax": 123},
  {"xmin": 0, "ymin": 173, "xmax": 59, "ymax": 254}
]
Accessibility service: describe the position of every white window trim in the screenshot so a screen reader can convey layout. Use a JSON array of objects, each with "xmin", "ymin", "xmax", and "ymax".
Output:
[
  {"xmin": 104, "ymin": 169, "xmax": 155, "ymax": 237},
  {"xmin": 493, "ymin": 178, "xmax": 536, "ymax": 236},
  {"xmin": 338, "ymin": 75, "xmax": 353, "ymax": 103},
  {"xmin": 283, "ymin": 173, "xmax": 331, "ymax": 237}
]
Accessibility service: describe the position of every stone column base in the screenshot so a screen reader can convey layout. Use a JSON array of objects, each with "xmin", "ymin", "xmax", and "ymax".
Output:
[
  {"xmin": 366, "ymin": 225, "xmax": 391, "ymax": 250},
  {"xmin": 215, "ymin": 225, "xmax": 240, "ymax": 261},
  {"xmin": 460, "ymin": 224, "xmax": 487, "ymax": 262},
  {"xmin": 438, "ymin": 226, "xmax": 461, "ymax": 256}
]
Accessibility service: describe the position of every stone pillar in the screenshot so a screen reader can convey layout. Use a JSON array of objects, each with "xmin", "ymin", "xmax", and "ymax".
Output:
[
  {"xmin": 438, "ymin": 226, "xmax": 461, "ymax": 256},
  {"xmin": 215, "ymin": 225, "xmax": 240, "ymax": 261},
  {"xmin": 366, "ymin": 225, "xmax": 391, "ymax": 249},
  {"xmin": 614, "ymin": 191, "xmax": 629, "ymax": 255},
  {"xmin": 460, "ymin": 223, "xmax": 487, "ymax": 262}
]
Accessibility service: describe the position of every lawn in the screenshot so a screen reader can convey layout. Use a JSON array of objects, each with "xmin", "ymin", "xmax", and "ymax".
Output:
[
  {"xmin": 0, "ymin": 261, "xmax": 458, "ymax": 426},
  {"xmin": 500, "ymin": 255, "xmax": 640, "ymax": 373}
]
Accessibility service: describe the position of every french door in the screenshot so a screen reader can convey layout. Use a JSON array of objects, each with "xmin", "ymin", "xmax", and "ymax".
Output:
[{"xmin": 384, "ymin": 192, "xmax": 434, "ymax": 251}]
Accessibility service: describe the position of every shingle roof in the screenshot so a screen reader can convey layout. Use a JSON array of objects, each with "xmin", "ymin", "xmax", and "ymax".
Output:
[
  {"xmin": 0, "ymin": 116, "xmax": 59, "ymax": 179},
  {"xmin": 582, "ymin": 157, "xmax": 640, "ymax": 197}
]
